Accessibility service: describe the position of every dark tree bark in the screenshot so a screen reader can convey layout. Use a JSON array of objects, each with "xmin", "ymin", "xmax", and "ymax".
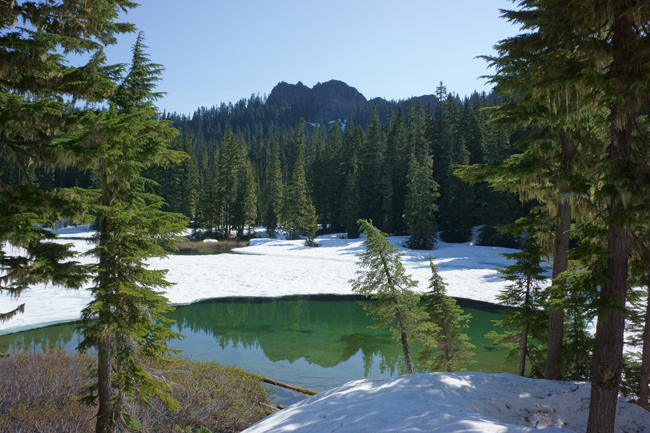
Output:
[
  {"xmin": 519, "ymin": 323, "xmax": 529, "ymax": 377},
  {"xmin": 640, "ymin": 290, "xmax": 650, "ymax": 410},
  {"xmin": 395, "ymin": 307, "xmax": 414, "ymax": 374},
  {"xmin": 96, "ymin": 332, "xmax": 115, "ymax": 433},
  {"xmin": 545, "ymin": 133, "xmax": 573, "ymax": 380},
  {"xmin": 587, "ymin": 2, "xmax": 636, "ymax": 430}
]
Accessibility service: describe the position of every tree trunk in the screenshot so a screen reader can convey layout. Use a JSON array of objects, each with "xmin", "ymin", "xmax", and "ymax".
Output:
[
  {"xmin": 521, "ymin": 273, "xmax": 531, "ymax": 377},
  {"xmin": 545, "ymin": 133, "xmax": 572, "ymax": 381},
  {"xmin": 96, "ymin": 171, "xmax": 117, "ymax": 433},
  {"xmin": 444, "ymin": 338, "xmax": 451, "ymax": 373},
  {"xmin": 587, "ymin": 225, "xmax": 629, "ymax": 432},
  {"xmin": 96, "ymin": 331, "xmax": 115, "ymax": 433},
  {"xmin": 587, "ymin": 3, "xmax": 634, "ymax": 431},
  {"xmin": 640, "ymin": 288, "xmax": 650, "ymax": 410},
  {"xmin": 395, "ymin": 307, "xmax": 414, "ymax": 374},
  {"xmin": 519, "ymin": 323, "xmax": 529, "ymax": 377}
]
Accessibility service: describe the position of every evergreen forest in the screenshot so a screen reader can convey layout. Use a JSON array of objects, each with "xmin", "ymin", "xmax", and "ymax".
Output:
[{"xmin": 1, "ymin": 83, "xmax": 531, "ymax": 248}]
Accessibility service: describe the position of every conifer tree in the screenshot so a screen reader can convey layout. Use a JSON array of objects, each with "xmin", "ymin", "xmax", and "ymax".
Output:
[
  {"xmin": 231, "ymin": 134, "xmax": 258, "ymax": 237},
  {"xmin": 341, "ymin": 154, "xmax": 361, "ymax": 239},
  {"xmin": 404, "ymin": 151, "xmax": 439, "ymax": 250},
  {"xmin": 199, "ymin": 145, "xmax": 221, "ymax": 235},
  {"xmin": 487, "ymin": 233, "xmax": 548, "ymax": 377},
  {"xmin": 78, "ymin": 33, "xmax": 187, "ymax": 433},
  {"xmin": 437, "ymin": 94, "xmax": 473, "ymax": 243},
  {"xmin": 350, "ymin": 219, "xmax": 431, "ymax": 374},
  {"xmin": 218, "ymin": 126, "xmax": 241, "ymax": 236},
  {"xmin": 323, "ymin": 122, "xmax": 344, "ymax": 230},
  {"xmin": 419, "ymin": 256, "xmax": 474, "ymax": 372},
  {"xmin": 279, "ymin": 119, "xmax": 318, "ymax": 244},
  {"xmin": 382, "ymin": 108, "xmax": 409, "ymax": 234},
  {"xmin": 0, "ymin": 0, "xmax": 136, "ymax": 322},
  {"xmin": 359, "ymin": 108, "xmax": 385, "ymax": 224},
  {"xmin": 262, "ymin": 134, "xmax": 283, "ymax": 236}
]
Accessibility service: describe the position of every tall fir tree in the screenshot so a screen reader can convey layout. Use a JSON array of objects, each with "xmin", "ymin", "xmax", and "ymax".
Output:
[
  {"xmin": 0, "ymin": 0, "xmax": 136, "ymax": 322},
  {"xmin": 341, "ymin": 154, "xmax": 361, "ymax": 238},
  {"xmin": 404, "ymin": 151, "xmax": 439, "ymax": 250},
  {"xmin": 217, "ymin": 126, "xmax": 242, "ymax": 236},
  {"xmin": 359, "ymin": 108, "xmax": 385, "ymax": 225},
  {"xmin": 262, "ymin": 134, "xmax": 283, "ymax": 236},
  {"xmin": 437, "ymin": 94, "xmax": 473, "ymax": 243},
  {"xmin": 279, "ymin": 119, "xmax": 318, "ymax": 244},
  {"xmin": 78, "ymin": 33, "xmax": 187, "ymax": 433},
  {"xmin": 231, "ymin": 134, "xmax": 258, "ymax": 237}
]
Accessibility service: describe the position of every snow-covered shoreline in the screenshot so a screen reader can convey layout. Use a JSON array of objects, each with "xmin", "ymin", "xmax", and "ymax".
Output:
[
  {"xmin": 243, "ymin": 372, "xmax": 650, "ymax": 433},
  {"xmin": 1, "ymin": 226, "xmax": 538, "ymax": 336}
]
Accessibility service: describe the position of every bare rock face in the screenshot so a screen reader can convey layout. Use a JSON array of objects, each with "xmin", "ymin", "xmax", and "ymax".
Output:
[{"xmin": 267, "ymin": 80, "xmax": 367, "ymax": 123}]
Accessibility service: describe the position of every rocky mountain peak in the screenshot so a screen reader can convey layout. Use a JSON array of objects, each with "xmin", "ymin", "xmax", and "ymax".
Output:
[{"xmin": 267, "ymin": 79, "xmax": 367, "ymax": 123}]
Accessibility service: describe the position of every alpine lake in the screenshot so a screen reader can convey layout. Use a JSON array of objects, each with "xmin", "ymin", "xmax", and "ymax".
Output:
[{"xmin": 0, "ymin": 294, "xmax": 514, "ymax": 405}]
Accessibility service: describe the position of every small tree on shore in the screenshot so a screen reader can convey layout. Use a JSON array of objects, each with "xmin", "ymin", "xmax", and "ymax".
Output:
[
  {"xmin": 418, "ymin": 256, "xmax": 475, "ymax": 372},
  {"xmin": 487, "ymin": 233, "xmax": 549, "ymax": 377},
  {"xmin": 349, "ymin": 219, "xmax": 432, "ymax": 374}
]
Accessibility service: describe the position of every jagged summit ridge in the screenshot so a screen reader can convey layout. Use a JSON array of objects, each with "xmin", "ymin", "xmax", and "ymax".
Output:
[{"xmin": 267, "ymin": 79, "xmax": 367, "ymax": 123}]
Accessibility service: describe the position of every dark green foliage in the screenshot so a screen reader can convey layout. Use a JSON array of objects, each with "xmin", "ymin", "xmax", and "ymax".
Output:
[
  {"xmin": 0, "ymin": 0, "xmax": 136, "ymax": 322},
  {"xmin": 261, "ymin": 135, "xmax": 283, "ymax": 235},
  {"xmin": 487, "ymin": 234, "xmax": 549, "ymax": 377},
  {"xmin": 230, "ymin": 134, "xmax": 258, "ymax": 236},
  {"xmin": 404, "ymin": 151, "xmax": 439, "ymax": 250},
  {"xmin": 437, "ymin": 95, "xmax": 474, "ymax": 243},
  {"xmin": 341, "ymin": 156, "xmax": 361, "ymax": 238},
  {"xmin": 279, "ymin": 119, "xmax": 317, "ymax": 243},
  {"xmin": 418, "ymin": 256, "xmax": 475, "ymax": 372}
]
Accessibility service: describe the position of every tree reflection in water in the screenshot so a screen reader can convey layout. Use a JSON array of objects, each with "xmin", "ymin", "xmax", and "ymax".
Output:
[{"xmin": 0, "ymin": 295, "xmax": 514, "ymax": 393}]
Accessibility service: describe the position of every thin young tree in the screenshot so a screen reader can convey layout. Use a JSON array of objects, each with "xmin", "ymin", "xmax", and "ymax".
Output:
[
  {"xmin": 78, "ymin": 33, "xmax": 187, "ymax": 433},
  {"xmin": 487, "ymin": 233, "xmax": 548, "ymax": 377},
  {"xmin": 419, "ymin": 256, "xmax": 474, "ymax": 372},
  {"xmin": 349, "ymin": 219, "xmax": 431, "ymax": 374}
]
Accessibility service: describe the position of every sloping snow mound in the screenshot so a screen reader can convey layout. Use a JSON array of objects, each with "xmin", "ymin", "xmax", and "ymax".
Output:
[{"xmin": 243, "ymin": 373, "xmax": 650, "ymax": 433}]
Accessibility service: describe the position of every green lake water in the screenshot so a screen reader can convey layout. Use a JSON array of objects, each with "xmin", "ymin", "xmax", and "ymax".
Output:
[{"xmin": 0, "ymin": 295, "xmax": 514, "ymax": 404}]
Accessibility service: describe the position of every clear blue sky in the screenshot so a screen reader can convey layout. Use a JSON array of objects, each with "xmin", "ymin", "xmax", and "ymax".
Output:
[{"xmin": 99, "ymin": 0, "xmax": 520, "ymax": 115}]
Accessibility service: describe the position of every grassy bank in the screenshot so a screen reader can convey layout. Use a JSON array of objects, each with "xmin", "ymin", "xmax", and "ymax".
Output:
[
  {"xmin": 0, "ymin": 351, "xmax": 270, "ymax": 433},
  {"xmin": 171, "ymin": 239, "xmax": 249, "ymax": 254}
]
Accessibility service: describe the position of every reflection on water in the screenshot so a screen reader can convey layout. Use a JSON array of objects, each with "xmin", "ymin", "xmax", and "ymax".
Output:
[{"xmin": 0, "ymin": 295, "xmax": 513, "ymax": 400}]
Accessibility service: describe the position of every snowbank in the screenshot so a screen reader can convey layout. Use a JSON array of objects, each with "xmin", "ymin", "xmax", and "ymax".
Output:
[{"xmin": 244, "ymin": 373, "xmax": 650, "ymax": 433}]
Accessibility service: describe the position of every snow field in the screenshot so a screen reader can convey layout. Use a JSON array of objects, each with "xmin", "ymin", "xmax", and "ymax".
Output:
[{"xmin": 0, "ymin": 227, "xmax": 538, "ymax": 335}]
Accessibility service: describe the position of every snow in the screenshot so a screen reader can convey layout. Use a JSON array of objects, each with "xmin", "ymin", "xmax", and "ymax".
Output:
[
  {"xmin": 0, "ymin": 227, "xmax": 538, "ymax": 335},
  {"xmin": 243, "ymin": 373, "xmax": 650, "ymax": 433}
]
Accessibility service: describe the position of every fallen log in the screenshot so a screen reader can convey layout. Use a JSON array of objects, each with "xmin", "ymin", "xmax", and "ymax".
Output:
[{"xmin": 259, "ymin": 377, "xmax": 318, "ymax": 396}]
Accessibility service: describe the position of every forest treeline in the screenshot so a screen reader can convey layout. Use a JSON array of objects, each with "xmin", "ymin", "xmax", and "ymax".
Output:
[
  {"xmin": 154, "ymin": 84, "xmax": 530, "ymax": 248},
  {"xmin": 1, "ymin": 83, "xmax": 531, "ymax": 247}
]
